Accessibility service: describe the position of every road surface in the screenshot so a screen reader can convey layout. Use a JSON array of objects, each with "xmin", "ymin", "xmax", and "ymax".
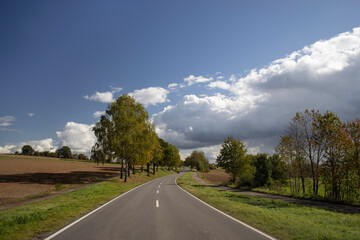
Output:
[{"xmin": 46, "ymin": 171, "xmax": 275, "ymax": 240}]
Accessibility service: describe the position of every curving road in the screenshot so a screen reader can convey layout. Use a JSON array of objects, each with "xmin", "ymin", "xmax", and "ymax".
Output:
[{"xmin": 46, "ymin": 170, "xmax": 275, "ymax": 240}]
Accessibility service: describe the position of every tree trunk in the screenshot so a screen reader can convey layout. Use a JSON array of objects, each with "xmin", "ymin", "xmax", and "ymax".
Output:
[
  {"xmin": 124, "ymin": 161, "xmax": 127, "ymax": 182},
  {"xmin": 120, "ymin": 159, "xmax": 123, "ymax": 179},
  {"xmin": 141, "ymin": 165, "xmax": 143, "ymax": 172},
  {"xmin": 153, "ymin": 163, "xmax": 155, "ymax": 175},
  {"xmin": 128, "ymin": 164, "xmax": 131, "ymax": 177},
  {"xmin": 132, "ymin": 164, "xmax": 135, "ymax": 174},
  {"xmin": 147, "ymin": 163, "xmax": 150, "ymax": 176}
]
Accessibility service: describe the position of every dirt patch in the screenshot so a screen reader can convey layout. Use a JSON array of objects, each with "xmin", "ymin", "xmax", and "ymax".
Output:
[
  {"xmin": 0, "ymin": 155, "xmax": 121, "ymax": 205},
  {"xmin": 200, "ymin": 170, "xmax": 231, "ymax": 184}
]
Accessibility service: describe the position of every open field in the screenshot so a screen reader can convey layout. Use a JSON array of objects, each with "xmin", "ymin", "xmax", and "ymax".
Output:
[
  {"xmin": 177, "ymin": 172, "xmax": 360, "ymax": 240},
  {"xmin": 0, "ymin": 155, "xmax": 121, "ymax": 204},
  {"xmin": 199, "ymin": 169, "xmax": 231, "ymax": 184},
  {"xmin": 0, "ymin": 161, "xmax": 174, "ymax": 240}
]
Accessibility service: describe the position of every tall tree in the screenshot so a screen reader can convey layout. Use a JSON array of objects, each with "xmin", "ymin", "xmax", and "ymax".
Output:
[
  {"xmin": 93, "ymin": 94, "xmax": 154, "ymax": 182},
  {"xmin": 216, "ymin": 136, "xmax": 251, "ymax": 183}
]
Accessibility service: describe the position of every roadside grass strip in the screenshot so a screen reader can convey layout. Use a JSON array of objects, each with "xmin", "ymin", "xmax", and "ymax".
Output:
[
  {"xmin": 177, "ymin": 172, "xmax": 360, "ymax": 240},
  {"xmin": 0, "ymin": 169, "xmax": 173, "ymax": 240}
]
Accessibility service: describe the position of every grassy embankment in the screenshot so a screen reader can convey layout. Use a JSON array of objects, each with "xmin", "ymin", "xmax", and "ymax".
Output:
[
  {"xmin": 0, "ymin": 168, "xmax": 174, "ymax": 240},
  {"xmin": 199, "ymin": 168, "xmax": 359, "ymax": 206},
  {"xmin": 177, "ymin": 172, "xmax": 360, "ymax": 240}
]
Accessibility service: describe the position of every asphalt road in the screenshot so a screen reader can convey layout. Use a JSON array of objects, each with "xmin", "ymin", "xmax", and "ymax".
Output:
[{"xmin": 46, "ymin": 171, "xmax": 275, "ymax": 240}]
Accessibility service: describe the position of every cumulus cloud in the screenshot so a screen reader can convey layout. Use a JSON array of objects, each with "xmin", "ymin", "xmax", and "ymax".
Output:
[
  {"xmin": 129, "ymin": 87, "xmax": 169, "ymax": 107},
  {"xmin": 0, "ymin": 122, "xmax": 96, "ymax": 155},
  {"xmin": 0, "ymin": 144, "xmax": 17, "ymax": 154},
  {"xmin": 93, "ymin": 111, "xmax": 106, "ymax": 118},
  {"xmin": 154, "ymin": 27, "xmax": 360, "ymax": 154},
  {"xmin": 184, "ymin": 75, "xmax": 213, "ymax": 86},
  {"xmin": 0, "ymin": 138, "xmax": 57, "ymax": 154},
  {"xmin": 0, "ymin": 116, "xmax": 16, "ymax": 127},
  {"xmin": 27, "ymin": 113, "xmax": 35, "ymax": 117},
  {"xmin": 208, "ymin": 81, "xmax": 231, "ymax": 90},
  {"xmin": 84, "ymin": 91, "xmax": 114, "ymax": 103},
  {"xmin": 56, "ymin": 122, "xmax": 96, "ymax": 154}
]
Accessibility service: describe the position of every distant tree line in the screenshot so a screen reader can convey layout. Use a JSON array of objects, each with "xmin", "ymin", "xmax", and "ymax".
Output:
[
  {"xmin": 215, "ymin": 109, "xmax": 360, "ymax": 203},
  {"xmin": 92, "ymin": 94, "xmax": 182, "ymax": 182},
  {"xmin": 184, "ymin": 150, "xmax": 215, "ymax": 172},
  {"xmin": 17, "ymin": 145, "xmax": 89, "ymax": 160},
  {"xmin": 215, "ymin": 136, "xmax": 287, "ymax": 188}
]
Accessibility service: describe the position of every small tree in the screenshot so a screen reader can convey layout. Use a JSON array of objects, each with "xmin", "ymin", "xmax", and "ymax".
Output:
[
  {"xmin": 185, "ymin": 150, "xmax": 210, "ymax": 172},
  {"xmin": 56, "ymin": 146, "xmax": 72, "ymax": 159},
  {"xmin": 216, "ymin": 136, "xmax": 252, "ymax": 183},
  {"xmin": 252, "ymin": 153, "xmax": 272, "ymax": 187},
  {"xmin": 21, "ymin": 145, "xmax": 34, "ymax": 156}
]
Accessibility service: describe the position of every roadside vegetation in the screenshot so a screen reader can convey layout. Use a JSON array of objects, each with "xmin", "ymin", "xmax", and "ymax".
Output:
[
  {"xmin": 186, "ymin": 109, "xmax": 360, "ymax": 205},
  {"xmin": 177, "ymin": 172, "xmax": 360, "ymax": 240},
  {"xmin": 0, "ymin": 168, "xmax": 174, "ymax": 240}
]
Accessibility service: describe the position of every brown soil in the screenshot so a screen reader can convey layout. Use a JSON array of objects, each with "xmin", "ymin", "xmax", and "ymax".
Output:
[
  {"xmin": 0, "ymin": 155, "xmax": 121, "ymax": 205},
  {"xmin": 200, "ymin": 169, "xmax": 231, "ymax": 184}
]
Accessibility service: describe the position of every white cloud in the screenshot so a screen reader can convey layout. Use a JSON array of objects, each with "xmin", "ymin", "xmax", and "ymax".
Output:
[
  {"xmin": 56, "ymin": 122, "xmax": 96, "ymax": 154},
  {"xmin": 93, "ymin": 111, "xmax": 106, "ymax": 118},
  {"xmin": 154, "ymin": 27, "xmax": 360, "ymax": 154},
  {"xmin": 208, "ymin": 81, "xmax": 231, "ymax": 90},
  {"xmin": 84, "ymin": 91, "xmax": 114, "ymax": 103},
  {"xmin": 168, "ymin": 83, "xmax": 178, "ymax": 89},
  {"xmin": 24, "ymin": 138, "xmax": 57, "ymax": 152},
  {"xmin": 0, "ymin": 144, "xmax": 17, "ymax": 154},
  {"xmin": 184, "ymin": 75, "xmax": 214, "ymax": 86},
  {"xmin": 0, "ymin": 116, "xmax": 16, "ymax": 127},
  {"xmin": 0, "ymin": 122, "xmax": 96, "ymax": 155},
  {"xmin": 27, "ymin": 113, "xmax": 35, "ymax": 117},
  {"xmin": 110, "ymin": 86, "xmax": 122, "ymax": 93},
  {"xmin": 129, "ymin": 87, "xmax": 169, "ymax": 107},
  {"xmin": 0, "ymin": 138, "xmax": 57, "ymax": 154}
]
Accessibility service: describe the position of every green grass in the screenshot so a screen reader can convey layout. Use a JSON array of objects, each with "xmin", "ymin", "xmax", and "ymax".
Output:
[
  {"xmin": 177, "ymin": 172, "xmax": 360, "ymax": 240},
  {"xmin": 0, "ymin": 169, "xmax": 174, "ymax": 240}
]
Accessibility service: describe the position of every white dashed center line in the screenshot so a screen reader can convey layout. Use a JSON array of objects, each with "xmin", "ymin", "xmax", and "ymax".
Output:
[
  {"xmin": 157, "ymin": 190, "xmax": 159, "ymax": 194},
  {"xmin": 156, "ymin": 200, "xmax": 159, "ymax": 208}
]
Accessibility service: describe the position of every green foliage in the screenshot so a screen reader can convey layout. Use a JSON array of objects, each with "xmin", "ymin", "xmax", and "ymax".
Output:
[
  {"xmin": 252, "ymin": 153, "xmax": 272, "ymax": 187},
  {"xmin": 277, "ymin": 109, "xmax": 360, "ymax": 203},
  {"xmin": 185, "ymin": 150, "xmax": 210, "ymax": 172},
  {"xmin": 92, "ymin": 95, "xmax": 174, "ymax": 181},
  {"xmin": 270, "ymin": 154, "xmax": 288, "ymax": 183},
  {"xmin": 77, "ymin": 154, "xmax": 89, "ymax": 160},
  {"xmin": 21, "ymin": 145, "xmax": 34, "ymax": 156},
  {"xmin": 216, "ymin": 136, "xmax": 253, "ymax": 183},
  {"xmin": 159, "ymin": 138, "xmax": 181, "ymax": 169},
  {"xmin": 56, "ymin": 146, "xmax": 72, "ymax": 159}
]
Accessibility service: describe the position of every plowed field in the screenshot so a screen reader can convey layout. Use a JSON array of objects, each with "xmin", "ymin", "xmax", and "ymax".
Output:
[
  {"xmin": 0, "ymin": 155, "xmax": 120, "ymax": 204},
  {"xmin": 200, "ymin": 169, "xmax": 231, "ymax": 184}
]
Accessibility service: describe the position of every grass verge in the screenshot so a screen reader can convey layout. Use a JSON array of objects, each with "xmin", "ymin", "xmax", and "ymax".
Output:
[
  {"xmin": 0, "ymin": 169, "xmax": 173, "ymax": 240},
  {"xmin": 177, "ymin": 172, "xmax": 360, "ymax": 240}
]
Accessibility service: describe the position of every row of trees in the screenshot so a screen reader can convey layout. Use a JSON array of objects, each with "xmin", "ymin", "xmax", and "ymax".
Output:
[
  {"xmin": 216, "ymin": 137, "xmax": 287, "ymax": 187},
  {"xmin": 276, "ymin": 109, "xmax": 360, "ymax": 202},
  {"xmin": 18, "ymin": 145, "xmax": 89, "ymax": 160},
  {"xmin": 92, "ymin": 95, "xmax": 182, "ymax": 182}
]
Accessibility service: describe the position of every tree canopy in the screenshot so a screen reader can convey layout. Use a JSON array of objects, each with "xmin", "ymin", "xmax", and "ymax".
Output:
[{"xmin": 21, "ymin": 145, "xmax": 34, "ymax": 156}]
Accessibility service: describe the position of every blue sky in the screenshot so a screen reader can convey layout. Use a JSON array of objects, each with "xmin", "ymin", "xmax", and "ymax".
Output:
[{"xmin": 1, "ymin": 1, "xmax": 360, "ymax": 161}]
